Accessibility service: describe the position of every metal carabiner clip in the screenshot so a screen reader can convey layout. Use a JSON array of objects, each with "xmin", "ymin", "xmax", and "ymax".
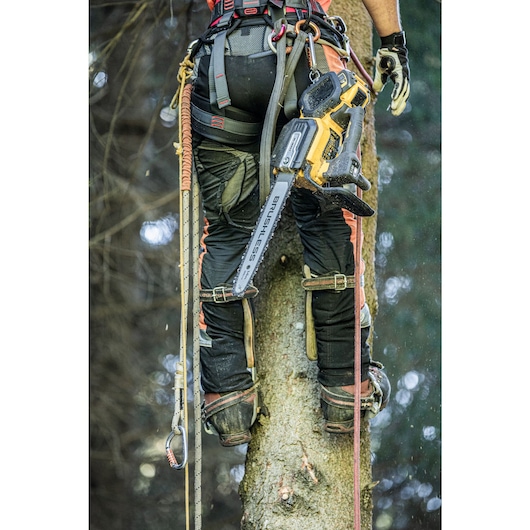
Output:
[
  {"xmin": 271, "ymin": 23, "xmax": 286, "ymax": 42},
  {"xmin": 165, "ymin": 425, "xmax": 188, "ymax": 470},
  {"xmin": 294, "ymin": 19, "xmax": 321, "ymax": 41},
  {"xmin": 268, "ymin": 24, "xmax": 292, "ymax": 55}
]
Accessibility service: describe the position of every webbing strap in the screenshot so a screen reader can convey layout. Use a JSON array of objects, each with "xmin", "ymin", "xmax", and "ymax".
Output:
[
  {"xmin": 209, "ymin": 0, "xmax": 326, "ymax": 24},
  {"xmin": 202, "ymin": 382, "xmax": 260, "ymax": 421},
  {"xmin": 190, "ymin": 102, "xmax": 262, "ymax": 137},
  {"xmin": 301, "ymin": 273, "xmax": 357, "ymax": 291},
  {"xmin": 259, "ymin": 21, "xmax": 308, "ymax": 204},
  {"xmin": 303, "ymin": 265, "xmax": 318, "ymax": 361},
  {"xmin": 210, "ymin": 31, "xmax": 232, "ymax": 109}
]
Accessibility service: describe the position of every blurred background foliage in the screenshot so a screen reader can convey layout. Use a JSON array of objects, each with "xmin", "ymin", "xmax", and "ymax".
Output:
[
  {"xmin": 88, "ymin": 0, "xmax": 441, "ymax": 528},
  {"xmin": 370, "ymin": 1, "xmax": 441, "ymax": 528}
]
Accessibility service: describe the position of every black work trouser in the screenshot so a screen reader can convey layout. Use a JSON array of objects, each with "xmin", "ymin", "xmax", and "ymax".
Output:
[
  {"xmin": 191, "ymin": 19, "xmax": 370, "ymax": 394},
  {"xmin": 194, "ymin": 137, "xmax": 370, "ymax": 393}
]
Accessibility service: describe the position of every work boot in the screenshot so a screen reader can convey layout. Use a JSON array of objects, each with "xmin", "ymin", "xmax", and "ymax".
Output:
[
  {"xmin": 202, "ymin": 384, "xmax": 258, "ymax": 447},
  {"xmin": 320, "ymin": 361, "xmax": 391, "ymax": 434}
]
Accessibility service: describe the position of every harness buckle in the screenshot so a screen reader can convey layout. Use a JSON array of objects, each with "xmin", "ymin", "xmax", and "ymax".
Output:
[
  {"xmin": 216, "ymin": 11, "xmax": 235, "ymax": 29},
  {"xmin": 333, "ymin": 273, "xmax": 348, "ymax": 291},
  {"xmin": 212, "ymin": 285, "xmax": 229, "ymax": 302}
]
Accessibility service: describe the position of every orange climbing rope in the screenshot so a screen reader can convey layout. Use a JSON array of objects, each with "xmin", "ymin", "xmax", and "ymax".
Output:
[{"xmin": 167, "ymin": 48, "xmax": 196, "ymax": 530}]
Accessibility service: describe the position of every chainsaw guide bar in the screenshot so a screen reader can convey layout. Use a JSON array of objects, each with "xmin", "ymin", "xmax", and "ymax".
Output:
[{"xmin": 232, "ymin": 172, "xmax": 295, "ymax": 297}]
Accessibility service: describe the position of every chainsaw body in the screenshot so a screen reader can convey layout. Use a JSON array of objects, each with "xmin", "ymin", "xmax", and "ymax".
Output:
[
  {"xmin": 271, "ymin": 68, "xmax": 373, "ymax": 209},
  {"xmin": 233, "ymin": 69, "xmax": 373, "ymax": 296}
]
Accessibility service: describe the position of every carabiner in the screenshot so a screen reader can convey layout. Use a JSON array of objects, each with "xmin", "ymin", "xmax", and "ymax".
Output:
[
  {"xmin": 165, "ymin": 425, "xmax": 188, "ymax": 470},
  {"xmin": 271, "ymin": 23, "xmax": 286, "ymax": 42},
  {"xmin": 294, "ymin": 19, "xmax": 321, "ymax": 41},
  {"xmin": 267, "ymin": 25, "xmax": 292, "ymax": 55}
]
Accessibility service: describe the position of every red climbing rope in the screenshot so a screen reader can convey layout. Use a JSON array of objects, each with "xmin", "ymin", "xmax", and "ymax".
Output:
[{"xmin": 353, "ymin": 143, "xmax": 363, "ymax": 530}]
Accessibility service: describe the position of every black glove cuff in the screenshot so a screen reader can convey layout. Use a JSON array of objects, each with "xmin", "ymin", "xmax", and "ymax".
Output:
[{"xmin": 380, "ymin": 31, "xmax": 406, "ymax": 48}]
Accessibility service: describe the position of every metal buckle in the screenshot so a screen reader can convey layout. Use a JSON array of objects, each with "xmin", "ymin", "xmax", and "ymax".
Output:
[
  {"xmin": 333, "ymin": 273, "xmax": 348, "ymax": 291},
  {"xmin": 212, "ymin": 286, "xmax": 229, "ymax": 303}
]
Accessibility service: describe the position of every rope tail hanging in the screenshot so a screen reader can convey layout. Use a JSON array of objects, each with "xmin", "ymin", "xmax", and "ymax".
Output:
[
  {"xmin": 179, "ymin": 74, "xmax": 203, "ymax": 530},
  {"xmin": 350, "ymin": 49, "xmax": 374, "ymax": 530},
  {"xmin": 166, "ymin": 48, "xmax": 196, "ymax": 530},
  {"xmin": 353, "ymin": 187, "xmax": 363, "ymax": 530},
  {"xmin": 178, "ymin": 74, "xmax": 204, "ymax": 529}
]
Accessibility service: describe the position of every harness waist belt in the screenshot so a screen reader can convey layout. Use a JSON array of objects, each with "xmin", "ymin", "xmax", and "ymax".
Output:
[{"xmin": 191, "ymin": 101, "xmax": 262, "ymax": 143}]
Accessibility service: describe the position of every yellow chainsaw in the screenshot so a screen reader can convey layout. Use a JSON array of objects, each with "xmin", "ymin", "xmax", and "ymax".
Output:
[{"xmin": 233, "ymin": 69, "xmax": 373, "ymax": 296}]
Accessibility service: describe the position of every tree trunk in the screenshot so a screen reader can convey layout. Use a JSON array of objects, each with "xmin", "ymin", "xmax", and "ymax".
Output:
[{"xmin": 239, "ymin": 1, "xmax": 380, "ymax": 528}]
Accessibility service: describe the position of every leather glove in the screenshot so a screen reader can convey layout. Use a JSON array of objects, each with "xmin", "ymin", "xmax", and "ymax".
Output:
[{"xmin": 373, "ymin": 31, "xmax": 410, "ymax": 116}]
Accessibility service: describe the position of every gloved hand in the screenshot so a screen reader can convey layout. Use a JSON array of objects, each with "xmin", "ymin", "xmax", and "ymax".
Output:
[{"xmin": 373, "ymin": 31, "xmax": 410, "ymax": 116}]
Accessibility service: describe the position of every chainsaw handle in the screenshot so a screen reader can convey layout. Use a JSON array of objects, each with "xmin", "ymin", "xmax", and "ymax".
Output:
[
  {"xmin": 322, "ymin": 106, "xmax": 371, "ymax": 191},
  {"xmin": 344, "ymin": 105, "xmax": 364, "ymax": 157}
]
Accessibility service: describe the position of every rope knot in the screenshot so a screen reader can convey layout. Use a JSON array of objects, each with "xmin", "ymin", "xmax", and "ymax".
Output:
[{"xmin": 173, "ymin": 141, "xmax": 183, "ymax": 156}]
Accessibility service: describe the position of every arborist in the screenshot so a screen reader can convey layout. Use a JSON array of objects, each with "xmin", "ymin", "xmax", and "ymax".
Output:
[{"xmin": 188, "ymin": 0, "xmax": 410, "ymax": 446}]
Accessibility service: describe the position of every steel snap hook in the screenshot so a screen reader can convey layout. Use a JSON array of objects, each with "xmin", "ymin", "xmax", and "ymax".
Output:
[{"xmin": 165, "ymin": 425, "xmax": 188, "ymax": 470}]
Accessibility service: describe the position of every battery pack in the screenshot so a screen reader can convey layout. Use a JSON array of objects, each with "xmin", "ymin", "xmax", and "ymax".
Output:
[{"xmin": 271, "ymin": 118, "xmax": 318, "ymax": 172}]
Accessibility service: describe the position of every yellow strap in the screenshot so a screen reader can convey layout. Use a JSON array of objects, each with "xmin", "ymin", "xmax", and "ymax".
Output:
[{"xmin": 303, "ymin": 265, "xmax": 318, "ymax": 361}]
